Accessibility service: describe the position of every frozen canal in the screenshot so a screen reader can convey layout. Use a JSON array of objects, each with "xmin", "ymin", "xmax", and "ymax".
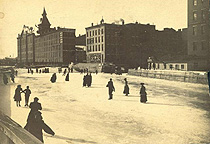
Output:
[{"xmin": 9, "ymin": 69, "xmax": 210, "ymax": 144}]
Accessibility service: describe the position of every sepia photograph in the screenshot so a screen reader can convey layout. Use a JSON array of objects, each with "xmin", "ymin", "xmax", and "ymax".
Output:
[{"xmin": 0, "ymin": 0, "xmax": 210, "ymax": 143}]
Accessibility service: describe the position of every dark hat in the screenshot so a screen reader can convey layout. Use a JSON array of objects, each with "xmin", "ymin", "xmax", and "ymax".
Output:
[
  {"xmin": 110, "ymin": 78, "xmax": 112, "ymax": 80},
  {"xmin": 34, "ymin": 97, "xmax": 39, "ymax": 101},
  {"xmin": 124, "ymin": 78, "xmax": 127, "ymax": 81},
  {"xmin": 140, "ymin": 83, "xmax": 144, "ymax": 85}
]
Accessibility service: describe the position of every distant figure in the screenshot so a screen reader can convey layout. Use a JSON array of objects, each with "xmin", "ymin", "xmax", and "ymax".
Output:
[
  {"xmin": 95, "ymin": 70, "xmax": 98, "ymax": 74},
  {"xmin": 36, "ymin": 68, "xmax": 38, "ymax": 73},
  {"xmin": 68, "ymin": 67, "xmax": 70, "ymax": 73},
  {"xmin": 14, "ymin": 85, "xmax": 23, "ymax": 107},
  {"xmin": 63, "ymin": 69, "xmax": 67, "ymax": 76},
  {"xmin": 39, "ymin": 69, "xmax": 41, "ymax": 74},
  {"xmin": 15, "ymin": 70, "xmax": 18, "ymax": 76},
  {"xmin": 71, "ymin": 67, "xmax": 73, "ymax": 73},
  {"xmin": 3, "ymin": 73, "xmax": 8, "ymax": 85},
  {"xmin": 153, "ymin": 63, "xmax": 156, "ymax": 70},
  {"xmin": 24, "ymin": 111, "xmax": 55, "ymax": 143},
  {"xmin": 106, "ymin": 78, "xmax": 115, "ymax": 100},
  {"xmin": 31, "ymin": 70, "xmax": 34, "ymax": 75},
  {"xmin": 86, "ymin": 73, "xmax": 92, "ymax": 87},
  {"xmin": 23, "ymin": 86, "xmax": 31, "ymax": 106},
  {"xmin": 28, "ymin": 68, "xmax": 30, "ymax": 73},
  {"xmin": 50, "ymin": 73, "xmax": 57, "ymax": 83},
  {"xmin": 65, "ymin": 73, "xmax": 69, "ymax": 81},
  {"xmin": 10, "ymin": 73, "xmax": 15, "ymax": 83},
  {"xmin": 83, "ymin": 74, "xmax": 87, "ymax": 87},
  {"xmin": 140, "ymin": 83, "xmax": 147, "ymax": 103},
  {"xmin": 123, "ymin": 78, "xmax": 129, "ymax": 96}
]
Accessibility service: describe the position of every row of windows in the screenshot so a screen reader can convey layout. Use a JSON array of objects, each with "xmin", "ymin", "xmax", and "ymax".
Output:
[
  {"xmin": 35, "ymin": 51, "xmax": 62, "ymax": 58},
  {"xmin": 192, "ymin": 25, "xmax": 206, "ymax": 35},
  {"xmin": 87, "ymin": 29, "xmax": 104, "ymax": 37},
  {"xmin": 193, "ymin": 0, "xmax": 205, "ymax": 6},
  {"xmin": 192, "ymin": 41, "xmax": 207, "ymax": 51},
  {"xmin": 193, "ymin": 10, "xmax": 206, "ymax": 21},
  {"xmin": 87, "ymin": 36, "xmax": 104, "ymax": 44},
  {"xmin": 87, "ymin": 44, "xmax": 104, "ymax": 52}
]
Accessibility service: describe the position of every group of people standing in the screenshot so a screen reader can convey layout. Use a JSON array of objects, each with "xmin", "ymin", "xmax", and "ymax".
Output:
[
  {"xmin": 2, "ymin": 69, "xmax": 18, "ymax": 85},
  {"xmin": 83, "ymin": 73, "xmax": 92, "ymax": 87},
  {"xmin": 14, "ymin": 85, "xmax": 31, "ymax": 107},
  {"xmin": 106, "ymin": 78, "xmax": 147, "ymax": 103}
]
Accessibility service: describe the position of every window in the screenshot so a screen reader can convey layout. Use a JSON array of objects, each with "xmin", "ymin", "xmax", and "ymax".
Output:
[
  {"xmin": 193, "ymin": 0, "xmax": 197, "ymax": 5},
  {"xmin": 90, "ymin": 31, "xmax": 91, "ymax": 37},
  {"xmin": 87, "ymin": 46, "xmax": 89, "ymax": 52},
  {"xmin": 95, "ymin": 30, "xmax": 97, "ymax": 35},
  {"xmin": 181, "ymin": 65, "xmax": 184, "ymax": 69},
  {"xmin": 101, "ymin": 29, "xmax": 104, "ymax": 34},
  {"xmin": 93, "ymin": 45, "xmax": 94, "ymax": 51},
  {"xmin": 193, "ymin": 42, "xmax": 197, "ymax": 51},
  {"xmin": 102, "ymin": 44, "xmax": 104, "ymax": 51},
  {"xmin": 95, "ymin": 45, "xmax": 97, "ymax": 51},
  {"xmin": 98, "ymin": 45, "xmax": 100, "ymax": 51},
  {"xmin": 95, "ymin": 37, "xmax": 97, "ymax": 43},
  {"xmin": 90, "ymin": 45, "xmax": 91, "ymax": 52},
  {"xmin": 98, "ymin": 29, "xmax": 100, "ymax": 35},
  {"xmin": 93, "ymin": 30, "xmax": 94, "ymax": 36},
  {"xmin": 193, "ymin": 11, "xmax": 197, "ymax": 21},
  {"xmin": 193, "ymin": 26, "xmax": 197, "ymax": 35},
  {"xmin": 98, "ymin": 37, "xmax": 100, "ymax": 43},
  {"xmin": 101, "ymin": 36, "xmax": 103, "ymax": 42},
  {"xmin": 201, "ymin": 25, "xmax": 205, "ymax": 34}
]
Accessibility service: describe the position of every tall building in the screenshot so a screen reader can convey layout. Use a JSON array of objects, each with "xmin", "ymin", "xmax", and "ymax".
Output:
[
  {"xmin": 188, "ymin": 0, "xmax": 210, "ymax": 70},
  {"xmin": 17, "ymin": 8, "xmax": 76, "ymax": 66},
  {"xmin": 86, "ymin": 19, "xmax": 186, "ymax": 69}
]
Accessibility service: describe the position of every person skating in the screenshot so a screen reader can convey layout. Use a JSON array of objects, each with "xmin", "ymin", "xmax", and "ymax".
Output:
[
  {"xmin": 63, "ymin": 69, "xmax": 67, "ymax": 76},
  {"xmin": 83, "ymin": 74, "xmax": 87, "ymax": 87},
  {"xmin": 123, "ymin": 78, "xmax": 129, "ymax": 96},
  {"xmin": 65, "ymin": 72, "xmax": 69, "ymax": 81},
  {"xmin": 14, "ymin": 85, "xmax": 24, "ymax": 107},
  {"xmin": 140, "ymin": 83, "xmax": 147, "ymax": 103},
  {"xmin": 50, "ymin": 73, "xmax": 57, "ymax": 83},
  {"xmin": 10, "ymin": 73, "xmax": 15, "ymax": 83},
  {"xmin": 23, "ymin": 86, "xmax": 31, "ymax": 106},
  {"xmin": 27, "ymin": 97, "xmax": 42, "ymax": 123},
  {"xmin": 3, "ymin": 73, "xmax": 8, "ymax": 85},
  {"xmin": 106, "ymin": 78, "xmax": 115, "ymax": 100},
  {"xmin": 24, "ymin": 111, "xmax": 55, "ymax": 143}
]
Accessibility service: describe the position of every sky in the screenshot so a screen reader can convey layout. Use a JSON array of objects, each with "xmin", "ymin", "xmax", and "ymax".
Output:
[{"xmin": 0, "ymin": 0, "xmax": 187, "ymax": 59}]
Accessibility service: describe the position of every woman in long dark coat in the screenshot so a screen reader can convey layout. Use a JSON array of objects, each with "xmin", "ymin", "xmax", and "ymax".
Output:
[
  {"xmin": 140, "ymin": 83, "xmax": 147, "ymax": 103},
  {"xmin": 123, "ymin": 78, "xmax": 129, "ymax": 96},
  {"xmin": 24, "ymin": 111, "xmax": 55, "ymax": 143},
  {"xmin": 14, "ymin": 85, "xmax": 23, "ymax": 107},
  {"xmin": 50, "ymin": 73, "xmax": 57, "ymax": 83},
  {"xmin": 65, "ymin": 73, "xmax": 69, "ymax": 81}
]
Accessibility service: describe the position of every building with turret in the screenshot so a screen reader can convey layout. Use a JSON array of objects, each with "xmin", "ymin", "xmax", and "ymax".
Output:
[{"xmin": 17, "ymin": 8, "xmax": 76, "ymax": 66}]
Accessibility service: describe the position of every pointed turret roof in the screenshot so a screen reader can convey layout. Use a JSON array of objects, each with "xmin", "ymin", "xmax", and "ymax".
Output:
[{"xmin": 39, "ymin": 7, "xmax": 51, "ymax": 27}]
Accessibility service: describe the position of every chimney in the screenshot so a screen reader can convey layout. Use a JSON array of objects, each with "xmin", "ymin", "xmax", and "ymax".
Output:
[{"xmin": 91, "ymin": 23, "xmax": 94, "ymax": 26}]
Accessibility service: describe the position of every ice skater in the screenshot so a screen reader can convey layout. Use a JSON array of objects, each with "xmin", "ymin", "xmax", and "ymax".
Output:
[
  {"xmin": 14, "ymin": 85, "xmax": 24, "ymax": 107},
  {"xmin": 65, "ymin": 72, "xmax": 69, "ymax": 81},
  {"xmin": 140, "ymin": 83, "xmax": 147, "ymax": 103},
  {"xmin": 10, "ymin": 73, "xmax": 15, "ymax": 83},
  {"xmin": 23, "ymin": 86, "xmax": 31, "ymax": 106},
  {"xmin": 123, "ymin": 78, "xmax": 129, "ymax": 96},
  {"xmin": 24, "ymin": 111, "xmax": 55, "ymax": 143},
  {"xmin": 50, "ymin": 73, "xmax": 57, "ymax": 83},
  {"xmin": 106, "ymin": 78, "xmax": 115, "ymax": 100}
]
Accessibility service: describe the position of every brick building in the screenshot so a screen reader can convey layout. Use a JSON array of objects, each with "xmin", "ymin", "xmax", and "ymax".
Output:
[
  {"xmin": 187, "ymin": 0, "xmax": 210, "ymax": 70},
  {"xmin": 86, "ymin": 19, "xmax": 186, "ymax": 69},
  {"xmin": 17, "ymin": 8, "xmax": 76, "ymax": 66}
]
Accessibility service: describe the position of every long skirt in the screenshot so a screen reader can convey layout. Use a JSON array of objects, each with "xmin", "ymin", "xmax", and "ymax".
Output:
[{"xmin": 140, "ymin": 94, "xmax": 147, "ymax": 103}]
